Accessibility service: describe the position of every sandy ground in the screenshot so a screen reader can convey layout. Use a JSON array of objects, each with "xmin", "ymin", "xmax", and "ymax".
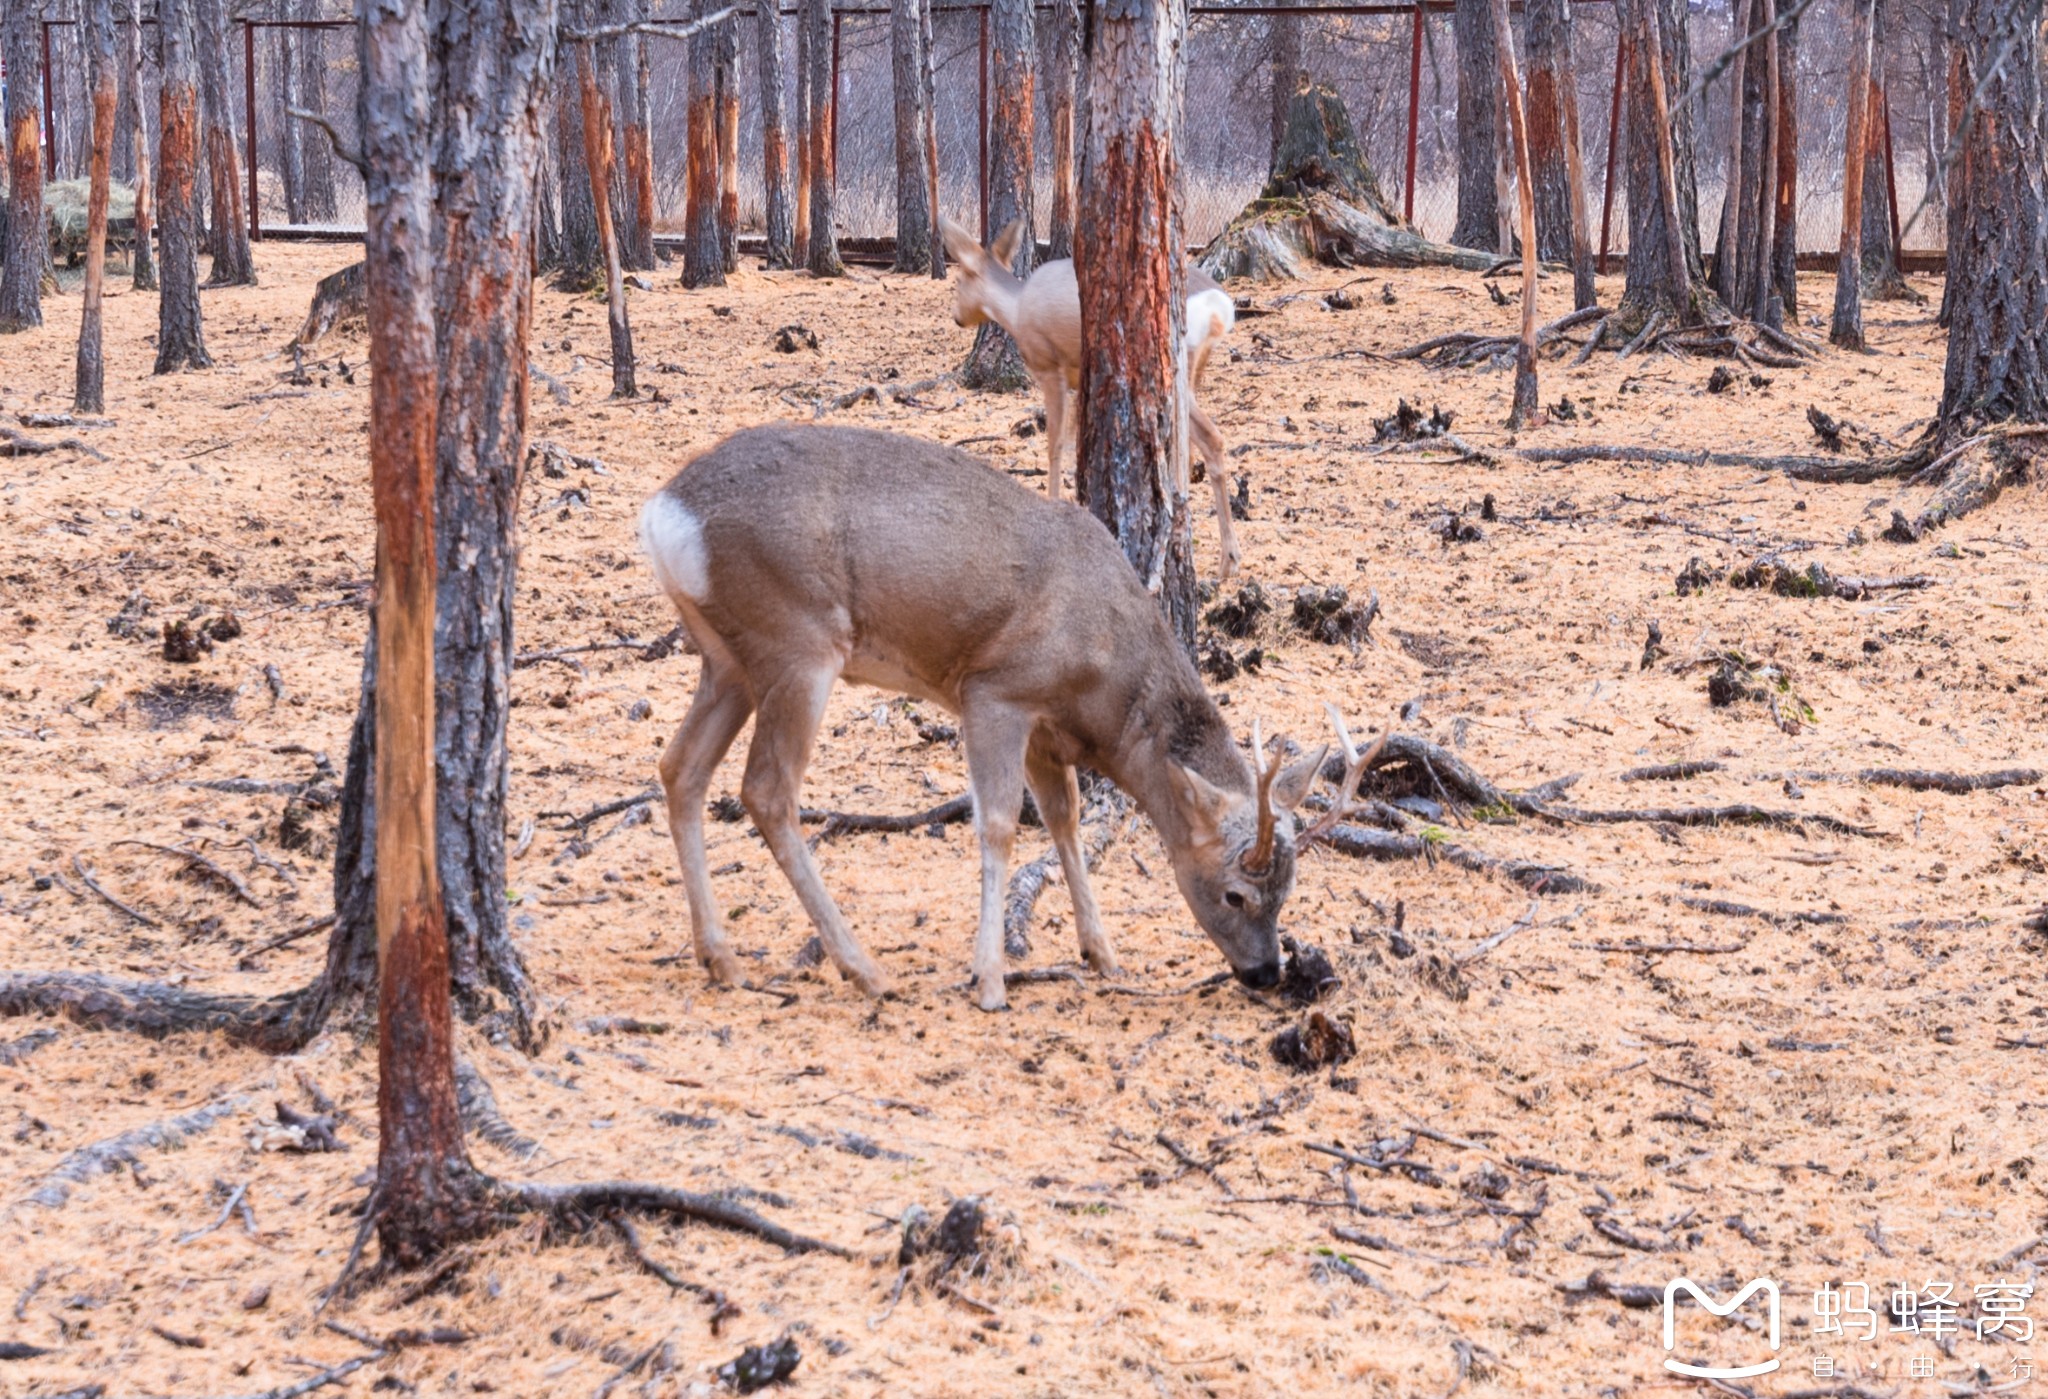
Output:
[{"xmin": 0, "ymin": 243, "xmax": 2044, "ymax": 1399}]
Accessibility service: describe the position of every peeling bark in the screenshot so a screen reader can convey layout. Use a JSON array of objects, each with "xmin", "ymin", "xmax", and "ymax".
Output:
[
  {"xmin": 684, "ymin": 0, "xmax": 724, "ymax": 287},
  {"xmin": 804, "ymin": 0, "xmax": 842, "ymax": 275},
  {"xmin": 1046, "ymin": 0, "xmax": 1078, "ymax": 261},
  {"xmin": 1524, "ymin": 0, "xmax": 1593, "ymax": 309},
  {"xmin": 1831, "ymin": 0, "xmax": 1874, "ymax": 350},
  {"xmin": 196, "ymin": 0, "xmax": 255, "ymax": 285},
  {"xmin": 1492, "ymin": 0, "xmax": 1538, "ymax": 427},
  {"xmin": 0, "ymin": 0, "xmax": 44, "ymax": 332},
  {"xmin": 756, "ymin": 0, "xmax": 794, "ymax": 268},
  {"xmin": 128, "ymin": 0, "xmax": 156, "ymax": 291},
  {"xmin": 1451, "ymin": 0, "xmax": 1502, "ymax": 252},
  {"xmin": 715, "ymin": 7, "xmax": 740, "ymax": 273},
  {"xmin": 576, "ymin": 38, "xmax": 637, "ymax": 394}
]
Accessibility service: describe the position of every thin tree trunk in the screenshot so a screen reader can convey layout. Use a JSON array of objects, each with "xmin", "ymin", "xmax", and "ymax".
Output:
[
  {"xmin": 891, "ymin": 0, "xmax": 935, "ymax": 272},
  {"xmin": 1747, "ymin": 0, "xmax": 1779, "ymax": 327},
  {"xmin": 715, "ymin": 10, "xmax": 740, "ymax": 273},
  {"xmin": 577, "ymin": 39, "xmax": 637, "ymax": 394},
  {"xmin": 128, "ymin": 0, "xmax": 156, "ymax": 291},
  {"xmin": 195, "ymin": 0, "xmax": 255, "ymax": 285},
  {"xmin": 1523, "ymin": 0, "xmax": 1592, "ymax": 308},
  {"xmin": 76, "ymin": 0, "xmax": 117, "ymax": 414},
  {"xmin": 1267, "ymin": 0, "xmax": 1299, "ymax": 169},
  {"xmin": 1858, "ymin": 0, "xmax": 1909, "ymax": 297},
  {"xmin": 1492, "ymin": 0, "xmax": 1537, "ymax": 427},
  {"xmin": 1046, "ymin": 0, "xmax": 1078, "ymax": 261},
  {"xmin": 279, "ymin": 20, "xmax": 305, "ymax": 225},
  {"xmin": 918, "ymin": 0, "xmax": 942, "ymax": 277},
  {"xmin": 1617, "ymin": 0, "xmax": 1715, "ymax": 331},
  {"xmin": 804, "ymin": 0, "xmax": 842, "ymax": 275},
  {"xmin": 1708, "ymin": 0, "xmax": 1751, "ymax": 307},
  {"xmin": 1770, "ymin": 4, "xmax": 1799, "ymax": 316},
  {"xmin": 1073, "ymin": 0, "xmax": 1192, "ymax": 644},
  {"xmin": 793, "ymin": 0, "xmax": 811, "ymax": 267},
  {"xmin": 757, "ymin": 0, "xmax": 794, "ymax": 268},
  {"xmin": 684, "ymin": 0, "xmax": 724, "ymax": 286},
  {"xmin": 554, "ymin": 66, "xmax": 602, "ymax": 288},
  {"xmin": 0, "ymin": 0, "xmax": 45, "ymax": 332},
  {"xmin": 1831, "ymin": 0, "xmax": 1874, "ymax": 350},
  {"xmin": 1920, "ymin": 6, "xmax": 1947, "ymax": 248},
  {"xmin": 114, "ymin": 9, "xmax": 138, "ymax": 184},
  {"xmin": 297, "ymin": 0, "xmax": 337, "ymax": 222},
  {"xmin": 609, "ymin": 0, "xmax": 656, "ymax": 270},
  {"xmin": 961, "ymin": 0, "xmax": 1034, "ymax": 388},
  {"xmin": 1450, "ymin": 0, "xmax": 1501, "ymax": 251},
  {"xmin": 155, "ymin": 0, "xmax": 212, "ymax": 369}
]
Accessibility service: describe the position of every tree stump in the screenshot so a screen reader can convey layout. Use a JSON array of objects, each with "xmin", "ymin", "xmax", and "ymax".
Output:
[{"xmin": 1197, "ymin": 84, "xmax": 1495, "ymax": 280}]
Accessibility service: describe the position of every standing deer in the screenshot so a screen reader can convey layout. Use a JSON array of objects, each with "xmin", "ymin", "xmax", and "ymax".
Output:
[
  {"xmin": 641, "ymin": 423, "xmax": 1330, "ymax": 1011},
  {"xmin": 939, "ymin": 219, "xmax": 1243, "ymax": 579}
]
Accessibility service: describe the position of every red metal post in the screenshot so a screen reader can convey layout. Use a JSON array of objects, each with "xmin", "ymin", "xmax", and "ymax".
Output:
[
  {"xmin": 978, "ymin": 2, "xmax": 989, "ymax": 245},
  {"xmin": 1597, "ymin": 28, "xmax": 1626, "ymax": 276},
  {"xmin": 1403, "ymin": 2, "xmax": 1421, "ymax": 225},
  {"xmin": 41, "ymin": 21, "xmax": 56, "ymax": 181},
  {"xmin": 244, "ymin": 20, "xmax": 260, "ymax": 239}
]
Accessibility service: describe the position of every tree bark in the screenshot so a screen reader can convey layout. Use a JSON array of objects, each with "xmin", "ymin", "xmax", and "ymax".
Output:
[
  {"xmin": 1492, "ymin": 0, "xmax": 1538, "ymax": 427},
  {"xmin": 684, "ymin": 0, "xmax": 723, "ymax": 287},
  {"xmin": 1831, "ymin": 0, "xmax": 1874, "ymax": 350},
  {"xmin": 1074, "ymin": 0, "xmax": 1192, "ymax": 644},
  {"xmin": 1745, "ymin": 0, "xmax": 1780, "ymax": 327},
  {"xmin": 1616, "ymin": 0, "xmax": 1716, "ymax": 332},
  {"xmin": 195, "ymin": 0, "xmax": 255, "ymax": 285},
  {"xmin": 606, "ymin": 0, "xmax": 656, "ymax": 271},
  {"xmin": 114, "ymin": 8, "xmax": 138, "ymax": 184},
  {"xmin": 793, "ymin": 0, "xmax": 811, "ymax": 268},
  {"xmin": 279, "ymin": 20, "xmax": 306, "ymax": 225},
  {"xmin": 890, "ymin": 0, "xmax": 936, "ymax": 272},
  {"xmin": 960, "ymin": 0, "xmax": 1034, "ymax": 388},
  {"xmin": 1523, "ymin": 0, "xmax": 1593, "ymax": 309},
  {"xmin": 1046, "ymin": 0, "xmax": 1078, "ymax": 261},
  {"xmin": 1708, "ymin": 0, "xmax": 1753, "ymax": 308},
  {"xmin": 127, "ymin": 0, "xmax": 155, "ymax": 291},
  {"xmin": 75, "ymin": 0, "xmax": 117, "ymax": 414},
  {"xmin": 1769, "ymin": 3, "xmax": 1799, "ymax": 317},
  {"xmin": 155, "ymin": 0, "xmax": 212, "ymax": 370},
  {"xmin": 716, "ymin": 9, "xmax": 740, "ymax": 274},
  {"xmin": 1267, "ymin": 0, "xmax": 1299, "ymax": 169},
  {"xmin": 1450, "ymin": 0, "xmax": 1501, "ymax": 252},
  {"xmin": 576, "ymin": 39, "xmax": 636, "ymax": 394},
  {"xmin": 804, "ymin": 0, "xmax": 842, "ymax": 275},
  {"xmin": 757, "ymin": 0, "xmax": 795, "ymax": 268},
  {"xmin": 552, "ymin": 64, "xmax": 602, "ymax": 288},
  {"xmin": 917, "ymin": 0, "xmax": 942, "ymax": 277},
  {"xmin": 0, "ymin": 0, "xmax": 45, "ymax": 333},
  {"xmin": 296, "ymin": 0, "xmax": 337, "ymax": 223},
  {"xmin": 1858, "ymin": 0, "xmax": 1910, "ymax": 297}
]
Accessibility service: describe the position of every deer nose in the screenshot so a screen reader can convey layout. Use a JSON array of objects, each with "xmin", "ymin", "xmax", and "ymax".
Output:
[{"xmin": 1236, "ymin": 959, "xmax": 1282, "ymax": 990}]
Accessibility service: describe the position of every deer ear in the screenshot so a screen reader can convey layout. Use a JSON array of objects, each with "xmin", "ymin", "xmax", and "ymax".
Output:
[
  {"xmin": 939, "ymin": 218, "xmax": 983, "ymax": 271},
  {"xmin": 1270, "ymin": 744, "xmax": 1329, "ymax": 815},
  {"xmin": 990, "ymin": 219, "xmax": 1025, "ymax": 270},
  {"xmin": 1169, "ymin": 763, "xmax": 1232, "ymax": 850}
]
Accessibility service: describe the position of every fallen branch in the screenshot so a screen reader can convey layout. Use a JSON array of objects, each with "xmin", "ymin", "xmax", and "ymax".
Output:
[
  {"xmin": 539, "ymin": 789, "xmax": 660, "ymax": 832},
  {"xmin": 25, "ymin": 1095, "xmax": 251, "ymax": 1208},
  {"xmin": 1320, "ymin": 823, "xmax": 1594, "ymax": 894},
  {"xmin": 1540, "ymin": 804, "xmax": 1881, "ymax": 838},
  {"xmin": 509, "ymin": 1181, "xmax": 853, "ymax": 1258},
  {"xmin": 71, "ymin": 855, "xmax": 158, "ymax": 927},
  {"xmin": 800, "ymin": 794, "xmax": 974, "ymax": 837},
  {"xmin": 0, "ymin": 1027, "xmax": 59, "ymax": 1066},
  {"xmin": 1003, "ymin": 791, "xmax": 1131, "ymax": 957},
  {"xmin": 814, "ymin": 372, "xmax": 956, "ymax": 419},
  {"xmin": 241, "ymin": 913, "xmax": 336, "ymax": 959},
  {"xmin": 0, "ymin": 971, "xmax": 324, "ymax": 1052},
  {"xmin": 1618, "ymin": 761, "xmax": 1723, "ymax": 782},
  {"xmin": 0, "ymin": 426, "xmax": 107, "ymax": 459},
  {"xmin": 455, "ymin": 1060, "xmax": 541, "ymax": 1162},
  {"xmin": 1517, "ymin": 443, "xmax": 1909, "ymax": 484},
  {"xmin": 1459, "ymin": 901, "xmax": 1581, "ymax": 966},
  {"xmin": 112, "ymin": 840, "xmax": 261, "ymax": 907},
  {"xmin": 513, "ymin": 628, "xmax": 683, "ymax": 670},
  {"xmin": 612, "ymin": 1213, "xmax": 716, "ymax": 1297},
  {"xmin": 1580, "ymin": 940, "xmax": 1746, "ymax": 955},
  {"xmin": 1858, "ymin": 767, "xmax": 2040, "ymax": 794}
]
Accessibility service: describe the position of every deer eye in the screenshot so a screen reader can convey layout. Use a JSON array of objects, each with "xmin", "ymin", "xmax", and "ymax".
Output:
[{"xmin": 1223, "ymin": 890, "xmax": 1246, "ymax": 911}]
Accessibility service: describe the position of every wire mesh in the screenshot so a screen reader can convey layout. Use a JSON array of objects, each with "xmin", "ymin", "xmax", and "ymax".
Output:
[{"xmin": 31, "ymin": 0, "xmax": 1950, "ymax": 256}]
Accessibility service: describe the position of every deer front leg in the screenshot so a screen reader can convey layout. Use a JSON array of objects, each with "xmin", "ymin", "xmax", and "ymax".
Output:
[
  {"xmin": 962, "ymin": 700, "xmax": 1031, "ymax": 1011},
  {"xmin": 656, "ymin": 659, "xmax": 754, "ymax": 986},
  {"xmin": 1037, "ymin": 371, "xmax": 1067, "ymax": 501},
  {"xmin": 1190, "ymin": 401, "xmax": 1240, "ymax": 580},
  {"xmin": 741, "ymin": 670, "xmax": 889, "ymax": 997},
  {"xmin": 1023, "ymin": 744, "xmax": 1116, "ymax": 977}
]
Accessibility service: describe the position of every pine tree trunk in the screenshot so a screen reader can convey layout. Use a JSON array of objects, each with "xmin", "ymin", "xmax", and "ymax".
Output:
[
  {"xmin": 607, "ymin": 0, "xmax": 656, "ymax": 271},
  {"xmin": 1523, "ymin": 0, "xmax": 1592, "ymax": 308},
  {"xmin": 1492, "ymin": 0, "xmax": 1538, "ymax": 427},
  {"xmin": 1616, "ymin": 0, "xmax": 1715, "ymax": 332},
  {"xmin": 716, "ymin": 11, "xmax": 740, "ymax": 274},
  {"xmin": 804, "ymin": 0, "xmax": 842, "ymax": 275},
  {"xmin": 1745, "ymin": 0, "xmax": 1779, "ymax": 327},
  {"xmin": 113, "ymin": 9, "xmax": 139, "ymax": 184},
  {"xmin": 554, "ymin": 68, "xmax": 602, "ymax": 288},
  {"xmin": 279, "ymin": 21, "xmax": 306, "ymax": 225},
  {"xmin": 1769, "ymin": 4, "xmax": 1798, "ymax": 316},
  {"xmin": 1708, "ymin": 0, "xmax": 1754, "ymax": 308},
  {"xmin": 155, "ymin": 0, "xmax": 212, "ymax": 369},
  {"xmin": 960, "ymin": 0, "xmax": 1033, "ymax": 389},
  {"xmin": 0, "ymin": 0, "xmax": 45, "ymax": 333},
  {"xmin": 890, "ymin": 0, "xmax": 935, "ymax": 272},
  {"xmin": 1936, "ymin": 0, "xmax": 2048, "ymax": 433},
  {"xmin": 128, "ymin": 0, "xmax": 156, "ymax": 290},
  {"xmin": 1267, "ymin": 0, "xmax": 1299, "ymax": 169},
  {"xmin": 1857, "ymin": 0, "xmax": 1910, "ymax": 298},
  {"xmin": 75, "ymin": 0, "xmax": 117, "ymax": 414},
  {"xmin": 1831, "ymin": 0, "xmax": 1874, "ymax": 350},
  {"xmin": 1046, "ymin": 0, "xmax": 1078, "ymax": 261},
  {"xmin": 297, "ymin": 0, "xmax": 337, "ymax": 223},
  {"xmin": 793, "ymin": 1, "xmax": 811, "ymax": 268},
  {"xmin": 1450, "ymin": 0, "xmax": 1501, "ymax": 252},
  {"xmin": 683, "ymin": 0, "xmax": 723, "ymax": 287},
  {"xmin": 756, "ymin": 0, "xmax": 794, "ymax": 268},
  {"xmin": 195, "ymin": 0, "xmax": 255, "ymax": 285},
  {"xmin": 1073, "ymin": 0, "xmax": 1192, "ymax": 646},
  {"xmin": 917, "ymin": 0, "xmax": 942, "ymax": 277},
  {"xmin": 576, "ymin": 39, "xmax": 636, "ymax": 394}
]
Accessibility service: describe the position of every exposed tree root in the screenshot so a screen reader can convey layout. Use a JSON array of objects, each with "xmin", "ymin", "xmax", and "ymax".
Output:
[
  {"xmin": 1860, "ymin": 767, "xmax": 2041, "ymax": 794},
  {"xmin": 454, "ymin": 1060, "xmax": 541, "ymax": 1162},
  {"xmin": 24, "ymin": 1094, "xmax": 252, "ymax": 1209},
  {"xmin": 800, "ymin": 794, "xmax": 974, "ymax": 838},
  {"xmin": 0, "ymin": 1026, "xmax": 58, "ymax": 1066},
  {"xmin": 507, "ymin": 1181, "xmax": 853, "ymax": 1258},
  {"xmin": 1518, "ymin": 443, "xmax": 1906, "ymax": 484},
  {"xmin": 1003, "ymin": 789, "xmax": 1132, "ymax": 957},
  {"xmin": 1318, "ymin": 823, "xmax": 1594, "ymax": 896},
  {"xmin": 0, "ymin": 971, "xmax": 331, "ymax": 1052},
  {"xmin": 0, "ymin": 426, "xmax": 107, "ymax": 460},
  {"xmin": 1540, "ymin": 804, "xmax": 1881, "ymax": 838},
  {"xmin": 1393, "ymin": 306, "xmax": 1607, "ymax": 368},
  {"xmin": 1619, "ymin": 761, "xmax": 1724, "ymax": 782}
]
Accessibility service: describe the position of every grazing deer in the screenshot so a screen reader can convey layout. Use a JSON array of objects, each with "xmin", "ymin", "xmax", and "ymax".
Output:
[
  {"xmin": 641, "ymin": 424, "xmax": 1328, "ymax": 1011},
  {"xmin": 939, "ymin": 219, "xmax": 1243, "ymax": 580}
]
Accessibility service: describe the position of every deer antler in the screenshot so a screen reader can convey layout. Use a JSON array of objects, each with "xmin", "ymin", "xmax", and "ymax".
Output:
[
  {"xmin": 1300, "ymin": 704, "xmax": 1390, "ymax": 847},
  {"xmin": 1244, "ymin": 717, "xmax": 1280, "ymax": 875}
]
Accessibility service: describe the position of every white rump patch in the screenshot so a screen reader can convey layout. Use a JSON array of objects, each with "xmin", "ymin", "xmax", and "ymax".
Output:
[
  {"xmin": 1185, "ymin": 288, "xmax": 1236, "ymax": 354},
  {"xmin": 640, "ymin": 492, "xmax": 710, "ymax": 603}
]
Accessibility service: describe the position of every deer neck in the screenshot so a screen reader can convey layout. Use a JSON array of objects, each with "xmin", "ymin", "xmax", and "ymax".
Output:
[
  {"xmin": 972, "ymin": 264, "xmax": 1028, "ymax": 340},
  {"xmin": 1107, "ymin": 671, "xmax": 1251, "ymax": 852}
]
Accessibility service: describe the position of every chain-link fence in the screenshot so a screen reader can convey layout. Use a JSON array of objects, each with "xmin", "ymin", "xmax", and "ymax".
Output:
[{"xmin": 32, "ymin": 0, "xmax": 1951, "ymax": 258}]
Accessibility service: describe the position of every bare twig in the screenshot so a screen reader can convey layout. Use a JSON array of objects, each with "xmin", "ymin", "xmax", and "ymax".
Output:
[
  {"xmin": 112, "ymin": 840, "xmax": 261, "ymax": 906},
  {"xmin": 285, "ymin": 107, "xmax": 366, "ymax": 177},
  {"xmin": 70, "ymin": 855, "xmax": 158, "ymax": 927}
]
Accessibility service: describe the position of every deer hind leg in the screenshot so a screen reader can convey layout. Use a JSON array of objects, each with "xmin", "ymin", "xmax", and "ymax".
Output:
[
  {"xmin": 1037, "ymin": 371, "xmax": 1067, "ymax": 500},
  {"xmin": 1190, "ymin": 400, "xmax": 1241, "ymax": 580},
  {"xmin": 657, "ymin": 657, "xmax": 754, "ymax": 985},
  {"xmin": 1023, "ymin": 741, "xmax": 1116, "ymax": 978},
  {"xmin": 962, "ymin": 699, "xmax": 1033, "ymax": 1011},
  {"xmin": 740, "ymin": 669, "xmax": 889, "ymax": 997}
]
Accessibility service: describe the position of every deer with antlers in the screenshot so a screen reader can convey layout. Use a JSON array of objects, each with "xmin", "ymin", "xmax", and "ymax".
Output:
[
  {"xmin": 940, "ymin": 219, "xmax": 1243, "ymax": 579},
  {"xmin": 640, "ymin": 424, "xmax": 1367, "ymax": 1011}
]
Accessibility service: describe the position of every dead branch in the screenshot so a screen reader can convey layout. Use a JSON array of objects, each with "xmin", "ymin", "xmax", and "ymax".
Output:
[
  {"xmin": 814, "ymin": 372, "xmax": 956, "ymax": 419},
  {"xmin": 1859, "ymin": 767, "xmax": 2040, "ymax": 794},
  {"xmin": 1319, "ymin": 823, "xmax": 1594, "ymax": 895},
  {"xmin": 801, "ymin": 794, "xmax": 974, "ymax": 837},
  {"xmin": 612, "ymin": 1213, "xmax": 716, "ymax": 1297},
  {"xmin": 241, "ymin": 913, "xmax": 336, "ymax": 959},
  {"xmin": 538, "ymin": 789, "xmax": 660, "ymax": 832},
  {"xmin": 1517, "ymin": 443, "xmax": 1903, "ymax": 484},
  {"xmin": 1459, "ymin": 901, "xmax": 1582, "ymax": 966},
  {"xmin": 0, "ymin": 1027, "xmax": 59, "ymax": 1066},
  {"xmin": 0, "ymin": 426, "xmax": 108, "ymax": 459},
  {"xmin": 513, "ymin": 628, "xmax": 682, "ymax": 670},
  {"xmin": 1581, "ymin": 940, "xmax": 1747, "ymax": 954},
  {"xmin": 1618, "ymin": 761, "xmax": 1724, "ymax": 782},
  {"xmin": 112, "ymin": 840, "xmax": 261, "ymax": 906},
  {"xmin": 560, "ymin": 4, "xmax": 740, "ymax": 44},
  {"xmin": 508, "ymin": 1181, "xmax": 853, "ymax": 1258},
  {"xmin": 0, "ymin": 971, "xmax": 321, "ymax": 1051},
  {"xmin": 1003, "ymin": 790, "xmax": 1131, "ymax": 956},
  {"xmin": 454, "ymin": 1060, "xmax": 540, "ymax": 1162},
  {"xmin": 70, "ymin": 855, "xmax": 158, "ymax": 927},
  {"xmin": 1541, "ymin": 803, "xmax": 1880, "ymax": 838},
  {"xmin": 208, "ymin": 1349, "xmax": 387, "ymax": 1399},
  {"xmin": 285, "ymin": 107, "xmax": 367, "ymax": 178},
  {"xmin": 25, "ymin": 1095, "xmax": 251, "ymax": 1209}
]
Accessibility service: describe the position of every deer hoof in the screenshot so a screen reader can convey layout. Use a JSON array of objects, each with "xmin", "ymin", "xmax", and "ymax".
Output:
[
  {"xmin": 974, "ymin": 975, "xmax": 1008, "ymax": 1013},
  {"xmin": 700, "ymin": 948, "xmax": 742, "ymax": 986},
  {"xmin": 1082, "ymin": 946, "xmax": 1122, "ymax": 979},
  {"xmin": 844, "ymin": 959, "xmax": 891, "ymax": 999},
  {"xmin": 1220, "ymin": 547, "xmax": 1242, "ymax": 582}
]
